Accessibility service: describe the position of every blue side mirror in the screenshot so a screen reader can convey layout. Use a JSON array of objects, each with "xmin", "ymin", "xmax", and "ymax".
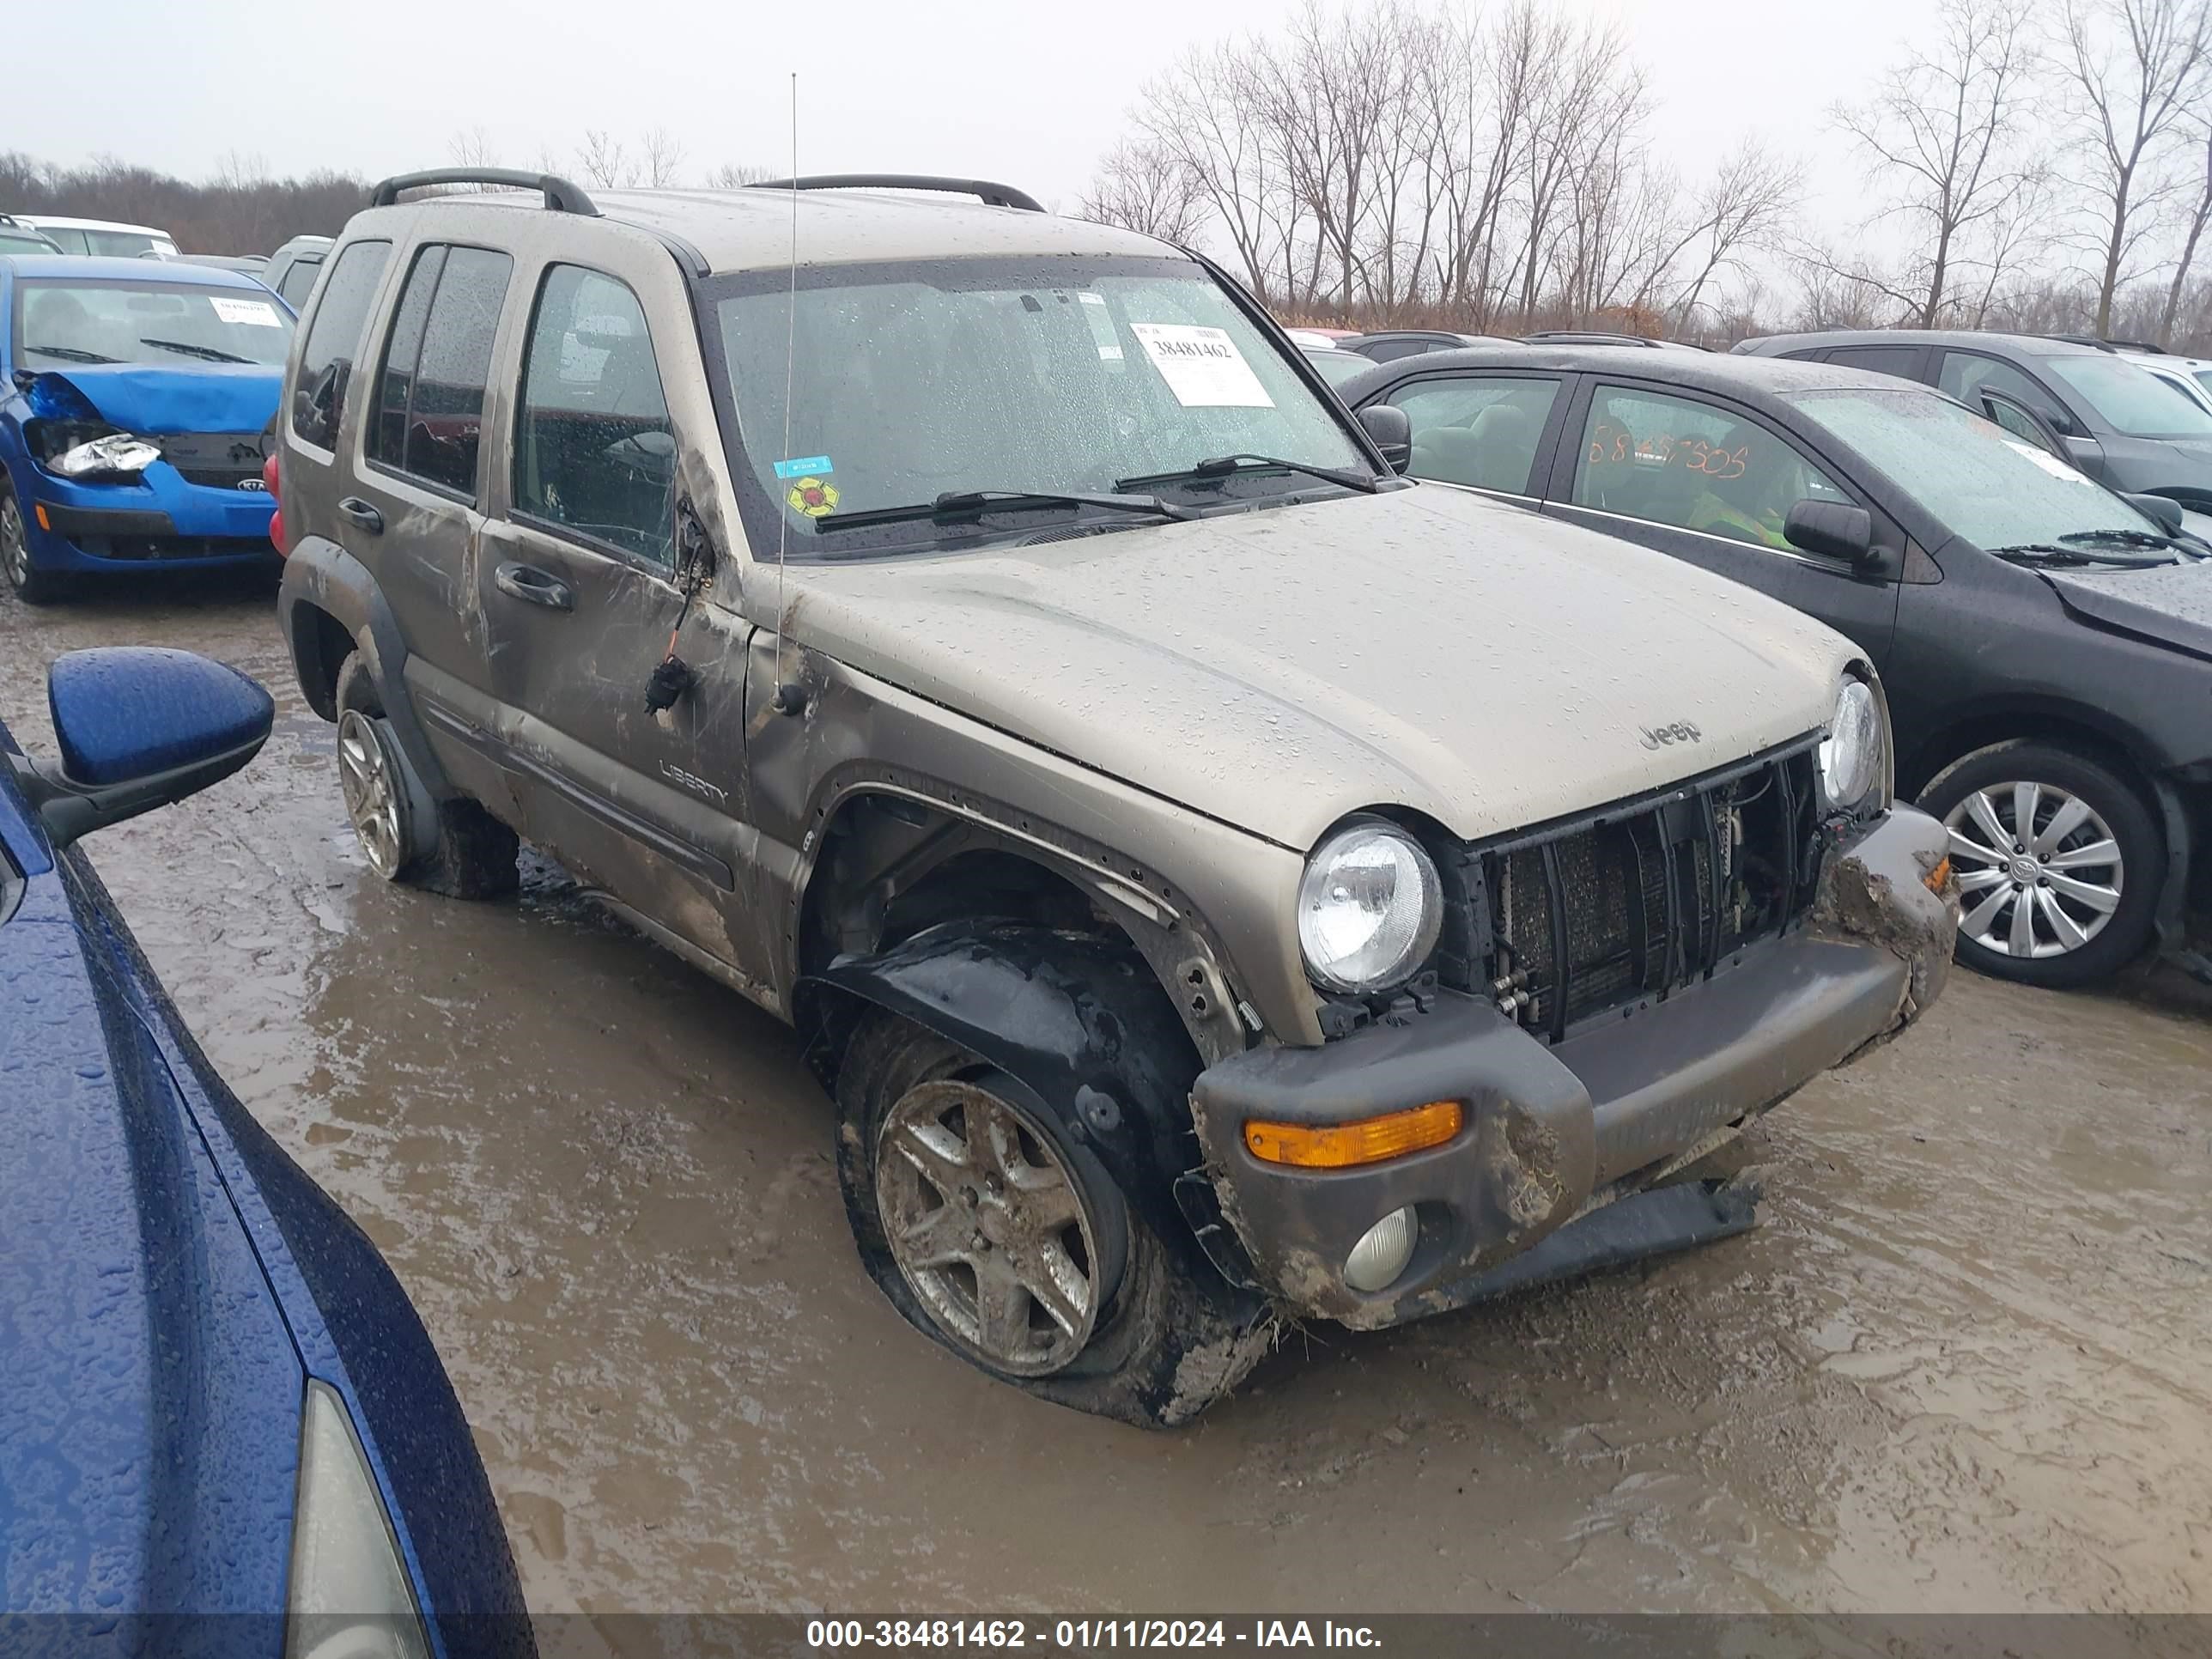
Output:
[{"xmin": 5, "ymin": 648, "xmax": 272, "ymax": 848}]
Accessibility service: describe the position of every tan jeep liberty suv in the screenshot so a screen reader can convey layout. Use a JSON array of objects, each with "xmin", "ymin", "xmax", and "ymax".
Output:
[{"xmin": 270, "ymin": 167, "xmax": 1958, "ymax": 1425}]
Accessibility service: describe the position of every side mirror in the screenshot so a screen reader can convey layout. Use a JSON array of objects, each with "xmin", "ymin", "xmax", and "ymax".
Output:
[
  {"xmin": 2122, "ymin": 490, "xmax": 2185, "ymax": 535},
  {"xmin": 1356, "ymin": 404, "xmax": 1413, "ymax": 473},
  {"xmin": 1784, "ymin": 499, "xmax": 1879, "ymax": 568},
  {"xmin": 6, "ymin": 648, "xmax": 272, "ymax": 849}
]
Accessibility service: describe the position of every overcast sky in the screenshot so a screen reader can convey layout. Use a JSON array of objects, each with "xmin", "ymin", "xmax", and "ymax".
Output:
[{"xmin": 16, "ymin": 0, "xmax": 1931, "ymax": 231}]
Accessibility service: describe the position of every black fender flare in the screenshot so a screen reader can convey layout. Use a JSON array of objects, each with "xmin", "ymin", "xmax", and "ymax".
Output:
[
  {"xmin": 278, "ymin": 533, "xmax": 454, "ymax": 800},
  {"xmin": 801, "ymin": 920, "xmax": 1255, "ymax": 1290}
]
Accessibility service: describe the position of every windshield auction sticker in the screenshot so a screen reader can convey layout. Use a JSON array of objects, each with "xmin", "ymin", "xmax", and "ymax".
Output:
[
  {"xmin": 1129, "ymin": 323, "xmax": 1273, "ymax": 408},
  {"xmin": 210, "ymin": 295, "xmax": 283, "ymax": 327}
]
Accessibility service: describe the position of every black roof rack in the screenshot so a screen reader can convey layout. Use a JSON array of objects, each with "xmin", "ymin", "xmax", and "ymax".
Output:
[
  {"xmin": 745, "ymin": 173, "xmax": 1044, "ymax": 213},
  {"xmin": 368, "ymin": 168, "xmax": 600, "ymax": 216},
  {"xmin": 1523, "ymin": 330, "xmax": 1668, "ymax": 348},
  {"xmin": 2051, "ymin": 332, "xmax": 2166, "ymax": 355}
]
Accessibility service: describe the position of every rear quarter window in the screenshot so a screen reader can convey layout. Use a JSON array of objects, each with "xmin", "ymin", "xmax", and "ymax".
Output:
[{"xmin": 290, "ymin": 240, "xmax": 392, "ymax": 449}]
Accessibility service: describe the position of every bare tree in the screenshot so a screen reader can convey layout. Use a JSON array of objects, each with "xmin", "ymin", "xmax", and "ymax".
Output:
[
  {"xmin": 574, "ymin": 131, "xmax": 635, "ymax": 190},
  {"xmin": 2059, "ymin": 0, "xmax": 2212, "ymax": 332},
  {"xmin": 1079, "ymin": 137, "xmax": 1208, "ymax": 242},
  {"xmin": 449, "ymin": 126, "xmax": 497, "ymax": 167},
  {"xmin": 2160, "ymin": 115, "xmax": 2212, "ymax": 335},
  {"xmin": 641, "ymin": 128, "xmax": 687, "ymax": 188},
  {"xmin": 705, "ymin": 161, "xmax": 774, "ymax": 189},
  {"xmin": 1833, "ymin": 0, "xmax": 2043, "ymax": 326},
  {"xmin": 1660, "ymin": 143, "xmax": 1804, "ymax": 325}
]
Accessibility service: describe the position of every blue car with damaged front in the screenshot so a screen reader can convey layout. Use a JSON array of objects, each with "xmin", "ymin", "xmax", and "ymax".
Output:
[
  {"xmin": 0, "ymin": 648, "xmax": 531, "ymax": 1657},
  {"xmin": 1, "ymin": 256, "xmax": 293, "ymax": 604}
]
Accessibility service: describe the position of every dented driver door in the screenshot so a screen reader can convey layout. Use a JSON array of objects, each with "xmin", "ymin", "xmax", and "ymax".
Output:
[{"xmin": 476, "ymin": 252, "xmax": 768, "ymax": 997}]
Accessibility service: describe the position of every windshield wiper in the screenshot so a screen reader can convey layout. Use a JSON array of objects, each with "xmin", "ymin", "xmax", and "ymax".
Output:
[
  {"xmin": 140, "ymin": 337, "xmax": 253, "ymax": 364},
  {"xmin": 1988, "ymin": 541, "xmax": 2169, "ymax": 568},
  {"xmin": 2056, "ymin": 527, "xmax": 2201, "ymax": 560},
  {"xmin": 1118, "ymin": 453, "xmax": 1379, "ymax": 495},
  {"xmin": 814, "ymin": 488, "xmax": 1195, "ymax": 533},
  {"xmin": 25, "ymin": 343, "xmax": 118, "ymax": 363}
]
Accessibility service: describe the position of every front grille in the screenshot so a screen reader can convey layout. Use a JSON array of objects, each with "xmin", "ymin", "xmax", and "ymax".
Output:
[
  {"xmin": 155, "ymin": 431, "xmax": 267, "ymax": 491},
  {"xmin": 1468, "ymin": 740, "xmax": 1824, "ymax": 1041}
]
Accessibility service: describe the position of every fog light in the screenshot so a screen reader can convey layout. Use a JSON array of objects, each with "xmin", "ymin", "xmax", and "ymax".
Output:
[{"xmin": 1344, "ymin": 1206, "xmax": 1418, "ymax": 1292}]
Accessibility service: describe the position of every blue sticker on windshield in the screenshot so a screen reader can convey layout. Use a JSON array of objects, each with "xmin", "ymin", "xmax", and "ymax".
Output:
[{"xmin": 774, "ymin": 455, "xmax": 832, "ymax": 479}]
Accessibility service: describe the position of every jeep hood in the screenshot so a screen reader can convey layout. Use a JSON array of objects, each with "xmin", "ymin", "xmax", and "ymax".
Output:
[
  {"xmin": 782, "ymin": 486, "xmax": 1856, "ymax": 850},
  {"xmin": 24, "ymin": 363, "xmax": 283, "ymax": 434}
]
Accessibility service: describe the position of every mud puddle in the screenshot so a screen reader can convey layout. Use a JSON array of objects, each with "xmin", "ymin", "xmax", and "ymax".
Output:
[{"xmin": 4, "ymin": 586, "xmax": 2209, "ymax": 1615}]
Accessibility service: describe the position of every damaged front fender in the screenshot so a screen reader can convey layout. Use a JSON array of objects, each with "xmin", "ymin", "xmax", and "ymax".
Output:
[{"xmin": 800, "ymin": 920, "xmax": 1251, "ymax": 1285}]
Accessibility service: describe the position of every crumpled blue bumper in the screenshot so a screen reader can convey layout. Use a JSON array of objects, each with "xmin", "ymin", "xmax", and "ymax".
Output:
[{"xmin": 15, "ymin": 460, "xmax": 278, "ymax": 573}]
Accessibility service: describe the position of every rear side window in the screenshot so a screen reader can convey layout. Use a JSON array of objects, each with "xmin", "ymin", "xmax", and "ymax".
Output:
[
  {"xmin": 290, "ymin": 240, "xmax": 391, "ymax": 448},
  {"xmin": 1825, "ymin": 344, "xmax": 1923, "ymax": 380},
  {"xmin": 39, "ymin": 227, "xmax": 90, "ymax": 254},
  {"xmin": 368, "ymin": 244, "xmax": 513, "ymax": 496},
  {"xmin": 512, "ymin": 264, "xmax": 677, "ymax": 566}
]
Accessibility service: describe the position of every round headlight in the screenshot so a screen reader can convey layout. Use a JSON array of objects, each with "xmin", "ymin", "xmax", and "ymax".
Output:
[
  {"xmin": 1297, "ymin": 823, "xmax": 1442, "ymax": 994},
  {"xmin": 1819, "ymin": 678, "xmax": 1882, "ymax": 808}
]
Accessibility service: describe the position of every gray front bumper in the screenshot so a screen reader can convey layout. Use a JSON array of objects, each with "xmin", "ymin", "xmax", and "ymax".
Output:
[{"xmin": 1191, "ymin": 806, "xmax": 1958, "ymax": 1328}]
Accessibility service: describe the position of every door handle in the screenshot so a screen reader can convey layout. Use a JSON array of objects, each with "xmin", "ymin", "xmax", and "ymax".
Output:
[
  {"xmin": 495, "ymin": 561, "xmax": 575, "ymax": 611},
  {"xmin": 337, "ymin": 497, "xmax": 384, "ymax": 534}
]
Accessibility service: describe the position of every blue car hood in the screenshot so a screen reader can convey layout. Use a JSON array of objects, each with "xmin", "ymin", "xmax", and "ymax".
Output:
[
  {"xmin": 0, "ymin": 859, "xmax": 301, "ymax": 1622},
  {"xmin": 25, "ymin": 364, "xmax": 282, "ymax": 435}
]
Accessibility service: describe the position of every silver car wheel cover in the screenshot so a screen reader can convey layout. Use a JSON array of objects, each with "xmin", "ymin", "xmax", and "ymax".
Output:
[
  {"xmin": 1942, "ymin": 780, "xmax": 2122, "ymax": 959},
  {"xmin": 336, "ymin": 708, "xmax": 407, "ymax": 879},
  {"xmin": 1, "ymin": 495, "xmax": 29, "ymax": 587},
  {"xmin": 875, "ymin": 1079, "xmax": 1102, "ymax": 1376}
]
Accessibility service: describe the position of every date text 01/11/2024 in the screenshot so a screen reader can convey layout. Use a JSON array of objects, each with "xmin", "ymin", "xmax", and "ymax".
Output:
[{"xmin": 805, "ymin": 1621, "xmax": 1382, "ymax": 1650}]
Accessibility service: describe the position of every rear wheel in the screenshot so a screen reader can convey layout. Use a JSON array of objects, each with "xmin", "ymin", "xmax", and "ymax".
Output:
[
  {"xmin": 1918, "ymin": 739, "xmax": 2160, "ymax": 988},
  {"xmin": 836, "ymin": 1009, "xmax": 1272, "ymax": 1426},
  {"xmin": 0, "ymin": 484, "xmax": 64, "ymax": 605},
  {"xmin": 334, "ymin": 653, "xmax": 518, "ymax": 899}
]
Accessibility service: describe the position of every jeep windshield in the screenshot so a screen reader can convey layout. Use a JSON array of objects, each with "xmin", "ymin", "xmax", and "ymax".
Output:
[
  {"xmin": 1784, "ymin": 386, "xmax": 2193, "ymax": 565},
  {"xmin": 704, "ymin": 255, "xmax": 1376, "ymax": 555},
  {"xmin": 13, "ymin": 278, "xmax": 293, "ymax": 369}
]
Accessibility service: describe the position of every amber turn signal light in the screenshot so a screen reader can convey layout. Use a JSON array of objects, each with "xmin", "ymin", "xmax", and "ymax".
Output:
[
  {"xmin": 1243, "ymin": 1101, "xmax": 1464, "ymax": 1169},
  {"xmin": 1923, "ymin": 855, "xmax": 1953, "ymax": 894}
]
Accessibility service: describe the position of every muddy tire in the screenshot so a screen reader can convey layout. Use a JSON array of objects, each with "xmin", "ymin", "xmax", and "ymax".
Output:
[
  {"xmin": 835, "ymin": 1009, "xmax": 1272, "ymax": 1428},
  {"xmin": 334, "ymin": 652, "xmax": 519, "ymax": 900},
  {"xmin": 0, "ymin": 481, "xmax": 65, "ymax": 606},
  {"xmin": 1918, "ymin": 739, "xmax": 2160, "ymax": 988}
]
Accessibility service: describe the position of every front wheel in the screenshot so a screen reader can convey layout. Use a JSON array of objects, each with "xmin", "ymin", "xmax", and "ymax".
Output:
[
  {"xmin": 835, "ymin": 1009, "xmax": 1272, "ymax": 1426},
  {"xmin": 1918, "ymin": 739, "xmax": 2161, "ymax": 988},
  {"xmin": 0, "ymin": 483, "xmax": 64, "ymax": 605}
]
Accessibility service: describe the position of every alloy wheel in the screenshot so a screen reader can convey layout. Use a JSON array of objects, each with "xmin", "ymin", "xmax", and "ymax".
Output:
[
  {"xmin": 875, "ymin": 1079, "xmax": 1103, "ymax": 1376},
  {"xmin": 1942, "ymin": 780, "xmax": 2122, "ymax": 960},
  {"xmin": 336, "ymin": 709, "xmax": 407, "ymax": 879},
  {"xmin": 0, "ymin": 495, "xmax": 29, "ymax": 591}
]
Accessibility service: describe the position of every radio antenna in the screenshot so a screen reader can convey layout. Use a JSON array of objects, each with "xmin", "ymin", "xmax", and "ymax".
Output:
[{"xmin": 770, "ymin": 71, "xmax": 805, "ymax": 716}]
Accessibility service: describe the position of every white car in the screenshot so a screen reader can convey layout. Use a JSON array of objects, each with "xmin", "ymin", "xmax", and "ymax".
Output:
[
  {"xmin": 16, "ymin": 215, "xmax": 179, "ymax": 259},
  {"xmin": 2127, "ymin": 352, "xmax": 2212, "ymax": 416}
]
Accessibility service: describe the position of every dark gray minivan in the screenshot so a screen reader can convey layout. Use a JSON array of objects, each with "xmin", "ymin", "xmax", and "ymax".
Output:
[{"xmin": 1735, "ymin": 330, "xmax": 2212, "ymax": 509}]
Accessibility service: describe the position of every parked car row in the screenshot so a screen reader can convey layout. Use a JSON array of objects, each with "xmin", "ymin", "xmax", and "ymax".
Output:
[{"xmin": 1333, "ymin": 337, "xmax": 2212, "ymax": 988}]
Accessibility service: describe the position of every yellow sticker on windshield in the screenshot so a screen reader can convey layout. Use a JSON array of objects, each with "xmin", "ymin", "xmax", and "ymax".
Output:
[{"xmin": 787, "ymin": 477, "xmax": 839, "ymax": 518}]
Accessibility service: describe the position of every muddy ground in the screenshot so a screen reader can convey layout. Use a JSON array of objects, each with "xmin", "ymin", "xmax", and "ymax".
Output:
[{"xmin": 5, "ymin": 574, "xmax": 2210, "ymax": 1618}]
